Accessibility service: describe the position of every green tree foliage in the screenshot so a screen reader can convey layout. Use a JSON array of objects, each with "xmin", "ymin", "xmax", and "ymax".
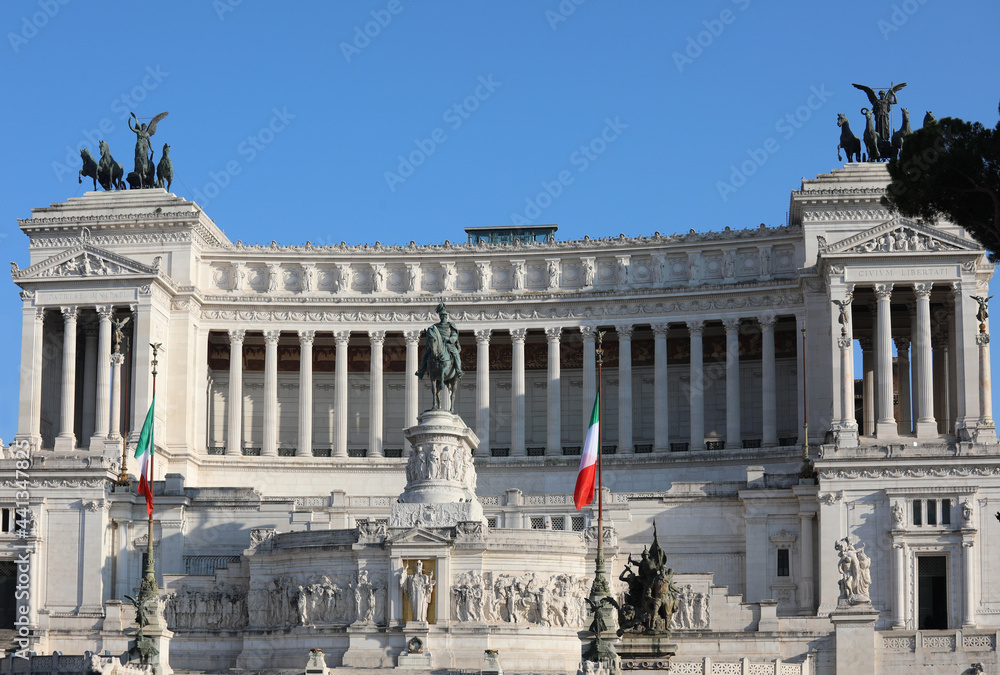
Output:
[{"xmin": 882, "ymin": 103, "xmax": 1000, "ymax": 260}]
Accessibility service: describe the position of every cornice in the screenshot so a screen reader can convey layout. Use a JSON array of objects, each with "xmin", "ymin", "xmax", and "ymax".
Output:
[{"xmin": 214, "ymin": 223, "xmax": 802, "ymax": 256}]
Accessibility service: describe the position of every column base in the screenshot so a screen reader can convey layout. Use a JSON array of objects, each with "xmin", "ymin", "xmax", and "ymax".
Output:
[
  {"xmin": 89, "ymin": 434, "xmax": 110, "ymax": 452},
  {"xmin": 876, "ymin": 420, "xmax": 898, "ymax": 438},
  {"xmin": 53, "ymin": 434, "xmax": 77, "ymax": 452},
  {"xmin": 13, "ymin": 434, "xmax": 41, "ymax": 453},
  {"xmin": 833, "ymin": 425, "xmax": 859, "ymax": 448},
  {"xmin": 915, "ymin": 420, "xmax": 939, "ymax": 438}
]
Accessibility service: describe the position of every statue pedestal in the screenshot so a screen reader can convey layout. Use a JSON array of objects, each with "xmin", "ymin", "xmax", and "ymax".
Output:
[
  {"xmin": 392, "ymin": 410, "xmax": 484, "ymax": 529},
  {"xmin": 829, "ymin": 604, "xmax": 878, "ymax": 675},
  {"xmin": 397, "ymin": 622, "xmax": 432, "ymax": 670},
  {"xmin": 138, "ymin": 613, "xmax": 174, "ymax": 675}
]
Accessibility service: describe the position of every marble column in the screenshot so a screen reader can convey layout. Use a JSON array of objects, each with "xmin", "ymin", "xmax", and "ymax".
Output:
[
  {"xmin": 581, "ymin": 327, "xmax": 597, "ymax": 440},
  {"xmin": 723, "ymin": 318, "xmax": 741, "ymax": 449},
  {"xmin": 875, "ymin": 283, "xmax": 897, "ymax": 437},
  {"xmin": 798, "ymin": 511, "xmax": 815, "ymax": 611},
  {"xmin": 334, "ymin": 331, "xmax": 350, "ymax": 458},
  {"xmin": 510, "ymin": 328, "xmax": 527, "ymax": 456},
  {"xmin": 840, "ymin": 336, "xmax": 857, "ymax": 430},
  {"xmin": 91, "ymin": 306, "xmax": 113, "ymax": 450},
  {"xmin": 652, "ymin": 323, "xmax": 669, "ymax": 453},
  {"xmin": 55, "ymin": 307, "xmax": 79, "ymax": 452},
  {"xmin": 16, "ymin": 306, "xmax": 44, "ymax": 448},
  {"xmin": 369, "ymin": 330, "xmax": 385, "ymax": 457},
  {"xmin": 29, "ymin": 309, "xmax": 45, "ymax": 445},
  {"xmin": 545, "ymin": 327, "xmax": 561, "ymax": 456},
  {"xmin": 891, "ymin": 539, "xmax": 906, "ymax": 629},
  {"xmin": 474, "ymin": 329, "xmax": 491, "ymax": 455},
  {"xmin": 404, "ymin": 330, "xmax": 421, "ymax": 454},
  {"xmin": 860, "ymin": 337, "xmax": 875, "ymax": 436},
  {"xmin": 687, "ymin": 320, "xmax": 705, "ymax": 451},
  {"xmin": 962, "ymin": 535, "xmax": 977, "ymax": 627},
  {"xmin": 80, "ymin": 322, "xmax": 98, "ymax": 446},
  {"xmin": 909, "ymin": 302, "xmax": 920, "ymax": 427},
  {"xmin": 263, "ymin": 331, "xmax": 280, "ymax": 457},
  {"xmin": 913, "ymin": 283, "xmax": 936, "ymax": 437},
  {"xmin": 109, "ymin": 351, "xmax": 124, "ymax": 441},
  {"xmin": 298, "ymin": 331, "xmax": 314, "ymax": 456},
  {"xmin": 932, "ymin": 311, "xmax": 951, "ymax": 434},
  {"xmin": 895, "ymin": 338, "xmax": 912, "ymax": 435},
  {"xmin": 978, "ymin": 333, "xmax": 993, "ymax": 426},
  {"xmin": 227, "ymin": 329, "xmax": 245, "ymax": 455},
  {"xmin": 951, "ymin": 282, "xmax": 974, "ymax": 435},
  {"xmin": 759, "ymin": 315, "xmax": 777, "ymax": 447},
  {"xmin": 616, "ymin": 324, "xmax": 633, "ymax": 454}
]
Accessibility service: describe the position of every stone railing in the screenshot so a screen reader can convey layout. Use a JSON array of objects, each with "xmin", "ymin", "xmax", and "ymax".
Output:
[
  {"xmin": 1, "ymin": 653, "xmax": 149, "ymax": 675},
  {"xmin": 879, "ymin": 629, "xmax": 998, "ymax": 654},
  {"xmin": 620, "ymin": 658, "xmax": 804, "ymax": 673}
]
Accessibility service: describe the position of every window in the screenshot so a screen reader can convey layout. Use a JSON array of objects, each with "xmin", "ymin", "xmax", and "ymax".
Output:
[
  {"xmin": 941, "ymin": 500, "xmax": 951, "ymax": 525},
  {"xmin": 530, "ymin": 516, "xmax": 545, "ymax": 530},
  {"xmin": 486, "ymin": 517, "xmax": 497, "ymax": 529},
  {"xmin": 571, "ymin": 516, "xmax": 586, "ymax": 532},
  {"xmin": 926, "ymin": 500, "xmax": 937, "ymax": 526},
  {"xmin": 913, "ymin": 500, "xmax": 922, "ymax": 526},
  {"xmin": 551, "ymin": 516, "xmax": 565, "ymax": 530},
  {"xmin": 776, "ymin": 549, "xmax": 790, "ymax": 577}
]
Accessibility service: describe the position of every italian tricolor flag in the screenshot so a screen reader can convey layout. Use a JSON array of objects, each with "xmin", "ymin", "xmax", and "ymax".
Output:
[
  {"xmin": 135, "ymin": 396, "xmax": 155, "ymax": 516},
  {"xmin": 574, "ymin": 391, "xmax": 600, "ymax": 510}
]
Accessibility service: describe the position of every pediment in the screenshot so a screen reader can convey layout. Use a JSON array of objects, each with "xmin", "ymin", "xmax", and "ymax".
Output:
[
  {"xmin": 11, "ymin": 243, "xmax": 160, "ymax": 280},
  {"xmin": 819, "ymin": 218, "xmax": 981, "ymax": 256},
  {"xmin": 387, "ymin": 527, "xmax": 454, "ymax": 545}
]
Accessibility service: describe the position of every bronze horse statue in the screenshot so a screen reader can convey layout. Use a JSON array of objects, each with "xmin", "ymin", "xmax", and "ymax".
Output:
[
  {"xmin": 415, "ymin": 303, "xmax": 463, "ymax": 412},
  {"xmin": 891, "ymin": 107, "xmax": 912, "ymax": 160},
  {"xmin": 861, "ymin": 107, "xmax": 894, "ymax": 161},
  {"xmin": 97, "ymin": 140, "xmax": 125, "ymax": 190},
  {"xmin": 79, "ymin": 148, "xmax": 99, "ymax": 190},
  {"xmin": 836, "ymin": 113, "xmax": 861, "ymax": 163}
]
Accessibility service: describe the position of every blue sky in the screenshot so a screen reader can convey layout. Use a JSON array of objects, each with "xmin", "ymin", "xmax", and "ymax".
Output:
[{"xmin": 0, "ymin": 0, "xmax": 998, "ymax": 440}]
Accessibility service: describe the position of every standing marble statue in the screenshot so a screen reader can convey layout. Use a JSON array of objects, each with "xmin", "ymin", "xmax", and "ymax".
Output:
[
  {"xmin": 835, "ymin": 536, "xmax": 872, "ymax": 605},
  {"xmin": 400, "ymin": 560, "xmax": 435, "ymax": 623}
]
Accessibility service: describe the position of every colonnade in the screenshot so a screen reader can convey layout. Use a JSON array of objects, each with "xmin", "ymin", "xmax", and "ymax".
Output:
[
  {"xmin": 217, "ymin": 315, "xmax": 792, "ymax": 458},
  {"xmin": 17, "ymin": 305, "xmax": 132, "ymax": 452},
  {"xmin": 837, "ymin": 282, "xmax": 973, "ymax": 438}
]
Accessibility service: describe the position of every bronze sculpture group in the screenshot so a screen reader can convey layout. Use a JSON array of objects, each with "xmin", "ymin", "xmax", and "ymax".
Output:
[
  {"xmin": 837, "ymin": 82, "xmax": 922, "ymax": 162},
  {"xmin": 612, "ymin": 525, "xmax": 679, "ymax": 636},
  {"xmin": 78, "ymin": 111, "xmax": 172, "ymax": 191}
]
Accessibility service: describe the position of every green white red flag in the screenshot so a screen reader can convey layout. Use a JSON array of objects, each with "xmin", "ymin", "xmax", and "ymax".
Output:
[
  {"xmin": 135, "ymin": 396, "xmax": 155, "ymax": 516},
  {"xmin": 574, "ymin": 391, "xmax": 600, "ymax": 510}
]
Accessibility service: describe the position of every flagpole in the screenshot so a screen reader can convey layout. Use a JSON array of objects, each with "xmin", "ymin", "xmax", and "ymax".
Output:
[
  {"xmin": 590, "ymin": 330, "xmax": 611, "ymax": 601},
  {"xmin": 140, "ymin": 343, "xmax": 162, "ymax": 600}
]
